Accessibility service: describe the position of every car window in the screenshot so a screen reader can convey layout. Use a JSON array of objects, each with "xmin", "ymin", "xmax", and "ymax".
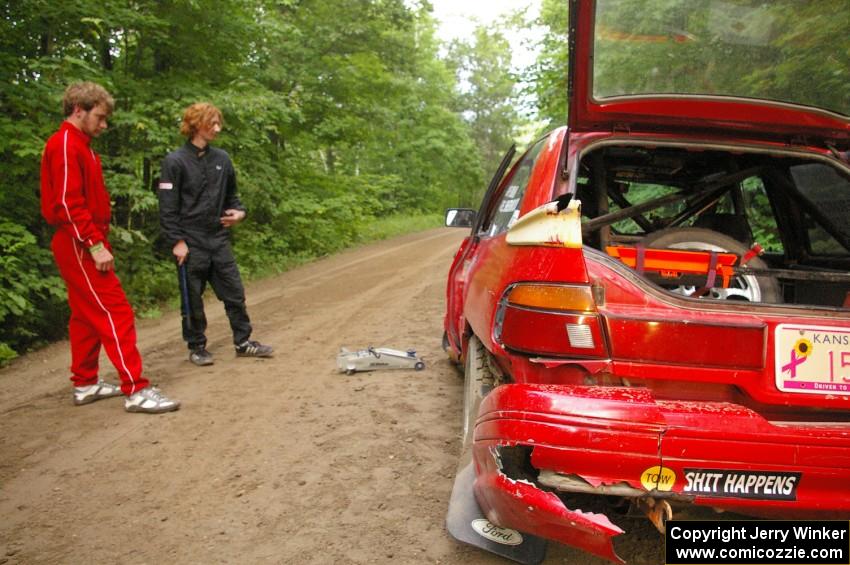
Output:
[
  {"xmin": 607, "ymin": 182, "xmax": 683, "ymax": 235},
  {"xmin": 790, "ymin": 163, "xmax": 850, "ymax": 255},
  {"xmin": 482, "ymin": 138, "xmax": 548, "ymax": 237},
  {"xmin": 741, "ymin": 177, "xmax": 783, "ymax": 254},
  {"xmin": 597, "ymin": 174, "xmax": 788, "ymax": 253}
]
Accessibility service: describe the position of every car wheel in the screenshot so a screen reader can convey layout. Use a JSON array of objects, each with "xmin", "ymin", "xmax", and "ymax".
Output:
[
  {"xmin": 462, "ymin": 335, "xmax": 497, "ymax": 448},
  {"xmin": 642, "ymin": 227, "xmax": 781, "ymax": 303},
  {"xmin": 414, "ymin": 361, "xmax": 425, "ymax": 371}
]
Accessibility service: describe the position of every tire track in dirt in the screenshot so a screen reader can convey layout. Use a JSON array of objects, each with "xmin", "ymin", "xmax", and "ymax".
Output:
[{"xmin": 0, "ymin": 228, "xmax": 662, "ymax": 565}]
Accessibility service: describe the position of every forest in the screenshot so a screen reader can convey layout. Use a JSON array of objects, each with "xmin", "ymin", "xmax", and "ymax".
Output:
[
  {"xmin": 0, "ymin": 0, "xmax": 548, "ymax": 362},
  {"xmin": 1, "ymin": 0, "xmax": 846, "ymax": 362}
]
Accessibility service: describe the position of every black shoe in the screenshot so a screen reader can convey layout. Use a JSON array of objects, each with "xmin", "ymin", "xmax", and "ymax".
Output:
[
  {"xmin": 235, "ymin": 340, "xmax": 273, "ymax": 358},
  {"xmin": 189, "ymin": 348, "xmax": 214, "ymax": 366}
]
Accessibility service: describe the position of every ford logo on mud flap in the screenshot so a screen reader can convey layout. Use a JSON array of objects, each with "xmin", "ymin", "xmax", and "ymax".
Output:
[{"xmin": 471, "ymin": 519, "xmax": 523, "ymax": 546}]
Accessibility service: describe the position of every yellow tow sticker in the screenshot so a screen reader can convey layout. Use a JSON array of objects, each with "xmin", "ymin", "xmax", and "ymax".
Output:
[{"xmin": 640, "ymin": 465, "xmax": 676, "ymax": 491}]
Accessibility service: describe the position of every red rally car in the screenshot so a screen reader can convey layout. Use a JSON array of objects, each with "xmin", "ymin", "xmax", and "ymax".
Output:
[{"xmin": 443, "ymin": 1, "xmax": 850, "ymax": 563}]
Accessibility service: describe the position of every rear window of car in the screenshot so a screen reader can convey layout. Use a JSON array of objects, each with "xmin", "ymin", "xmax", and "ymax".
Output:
[
  {"xmin": 606, "ymin": 182, "xmax": 683, "ymax": 235},
  {"xmin": 740, "ymin": 177, "xmax": 783, "ymax": 254},
  {"xmin": 593, "ymin": 0, "xmax": 849, "ymax": 117},
  {"xmin": 790, "ymin": 163, "xmax": 850, "ymax": 254},
  {"xmin": 598, "ymin": 175, "xmax": 786, "ymax": 255}
]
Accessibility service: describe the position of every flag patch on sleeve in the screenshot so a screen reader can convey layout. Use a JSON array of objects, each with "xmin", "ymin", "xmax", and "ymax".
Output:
[{"xmin": 158, "ymin": 182, "xmax": 173, "ymax": 190}]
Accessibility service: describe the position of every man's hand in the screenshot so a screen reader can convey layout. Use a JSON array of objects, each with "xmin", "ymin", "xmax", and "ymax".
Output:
[
  {"xmin": 173, "ymin": 240, "xmax": 189, "ymax": 266},
  {"xmin": 220, "ymin": 209, "xmax": 246, "ymax": 228},
  {"xmin": 90, "ymin": 246, "xmax": 114, "ymax": 272}
]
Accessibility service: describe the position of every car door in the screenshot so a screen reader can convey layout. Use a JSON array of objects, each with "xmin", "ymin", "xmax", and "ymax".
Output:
[
  {"xmin": 445, "ymin": 146, "xmax": 516, "ymax": 357},
  {"xmin": 461, "ymin": 135, "xmax": 555, "ymax": 349}
]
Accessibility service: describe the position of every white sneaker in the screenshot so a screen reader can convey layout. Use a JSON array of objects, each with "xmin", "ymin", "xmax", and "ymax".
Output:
[
  {"xmin": 124, "ymin": 387, "xmax": 180, "ymax": 414},
  {"xmin": 73, "ymin": 381, "xmax": 123, "ymax": 406}
]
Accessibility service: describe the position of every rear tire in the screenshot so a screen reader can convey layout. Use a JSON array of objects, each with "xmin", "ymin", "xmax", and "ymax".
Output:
[
  {"xmin": 462, "ymin": 335, "xmax": 494, "ymax": 448},
  {"xmin": 641, "ymin": 227, "xmax": 781, "ymax": 303}
]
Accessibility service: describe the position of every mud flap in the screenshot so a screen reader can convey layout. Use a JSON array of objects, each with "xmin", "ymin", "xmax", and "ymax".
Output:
[{"xmin": 446, "ymin": 461, "xmax": 548, "ymax": 565}]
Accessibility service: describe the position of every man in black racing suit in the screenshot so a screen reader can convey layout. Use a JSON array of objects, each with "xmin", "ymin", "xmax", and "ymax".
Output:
[{"xmin": 158, "ymin": 102, "xmax": 272, "ymax": 366}]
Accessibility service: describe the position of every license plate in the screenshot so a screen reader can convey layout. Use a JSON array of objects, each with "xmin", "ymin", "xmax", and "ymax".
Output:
[{"xmin": 775, "ymin": 324, "xmax": 850, "ymax": 395}]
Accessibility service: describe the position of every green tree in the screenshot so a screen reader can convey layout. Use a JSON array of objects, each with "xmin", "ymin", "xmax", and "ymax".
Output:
[
  {"xmin": 526, "ymin": 0, "xmax": 569, "ymax": 131},
  {"xmin": 448, "ymin": 24, "xmax": 521, "ymax": 194},
  {"xmin": 0, "ymin": 0, "xmax": 501, "ymax": 361}
]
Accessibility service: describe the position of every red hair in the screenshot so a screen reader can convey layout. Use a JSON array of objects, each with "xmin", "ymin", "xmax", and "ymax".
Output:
[{"xmin": 180, "ymin": 102, "xmax": 223, "ymax": 138}]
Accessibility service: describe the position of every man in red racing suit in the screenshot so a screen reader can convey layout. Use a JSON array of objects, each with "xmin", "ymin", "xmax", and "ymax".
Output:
[{"xmin": 41, "ymin": 82, "xmax": 179, "ymax": 414}]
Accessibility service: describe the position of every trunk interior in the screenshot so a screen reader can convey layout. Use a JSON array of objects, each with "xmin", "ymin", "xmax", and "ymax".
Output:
[{"xmin": 577, "ymin": 142, "xmax": 850, "ymax": 309}]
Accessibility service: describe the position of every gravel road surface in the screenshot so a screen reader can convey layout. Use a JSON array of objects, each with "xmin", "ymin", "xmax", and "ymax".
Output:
[{"xmin": 0, "ymin": 228, "xmax": 663, "ymax": 564}]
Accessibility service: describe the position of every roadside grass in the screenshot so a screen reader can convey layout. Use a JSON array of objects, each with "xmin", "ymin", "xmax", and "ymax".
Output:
[
  {"xmin": 243, "ymin": 212, "xmax": 443, "ymax": 280},
  {"xmin": 0, "ymin": 213, "xmax": 446, "ymax": 363},
  {"xmin": 151, "ymin": 212, "xmax": 443, "ymax": 317},
  {"xmin": 354, "ymin": 212, "xmax": 443, "ymax": 243}
]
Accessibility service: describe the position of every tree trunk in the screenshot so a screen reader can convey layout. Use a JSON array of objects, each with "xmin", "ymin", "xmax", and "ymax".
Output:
[{"xmin": 100, "ymin": 35, "xmax": 113, "ymax": 70}]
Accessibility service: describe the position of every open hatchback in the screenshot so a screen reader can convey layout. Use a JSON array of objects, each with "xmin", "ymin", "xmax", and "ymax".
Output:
[{"xmin": 443, "ymin": 0, "xmax": 850, "ymax": 563}]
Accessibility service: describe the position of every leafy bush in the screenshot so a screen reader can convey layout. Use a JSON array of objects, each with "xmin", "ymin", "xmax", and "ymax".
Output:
[
  {"xmin": 0, "ymin": 0, "xmax": 519, "ymax": 361},
  {"xmin": 0, "ymin": 222, "xmax": 66, "ymax": 364}
]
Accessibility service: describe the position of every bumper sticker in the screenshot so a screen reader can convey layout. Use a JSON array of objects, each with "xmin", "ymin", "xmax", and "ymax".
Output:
[
  {"xmin": 640, "ymin": 465, "xmax": 676, "ymax": 491},
  {"xmin": 683, "ymin": 469, "xmax": 801, "ymax": 500}
]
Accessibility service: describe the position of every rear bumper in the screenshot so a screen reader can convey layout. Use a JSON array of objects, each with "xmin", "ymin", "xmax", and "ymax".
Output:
[{"xmin": 471, "ymin": 384, "xmax": 850, "ymax": 563}]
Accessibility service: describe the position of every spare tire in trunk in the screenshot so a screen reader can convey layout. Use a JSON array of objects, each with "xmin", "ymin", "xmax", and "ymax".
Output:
[{"xmin": 641, "ymin": 227, "xmax": 782, "ymax": 303}]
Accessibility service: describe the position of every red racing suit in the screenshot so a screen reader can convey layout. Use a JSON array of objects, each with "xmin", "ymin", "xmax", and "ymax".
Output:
[{"xmin": 41, "ymin": 121, "xmax": 148, "ymax": 395}]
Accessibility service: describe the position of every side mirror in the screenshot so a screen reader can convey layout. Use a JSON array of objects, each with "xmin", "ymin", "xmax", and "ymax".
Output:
[{"xmin": 445, "ymin": 208, "xmax": 476, "ymax": 228}]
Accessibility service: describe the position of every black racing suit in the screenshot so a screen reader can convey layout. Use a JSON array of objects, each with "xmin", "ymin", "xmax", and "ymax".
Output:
[{"xmin": 158, "ymin": 141, "xmax": 252, "ymax": 350}]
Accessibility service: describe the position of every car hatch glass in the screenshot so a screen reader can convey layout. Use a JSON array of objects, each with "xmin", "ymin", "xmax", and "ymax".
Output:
[{"xmin": 593, "ymin": 0, "xmax": 849, "ymax": 117}]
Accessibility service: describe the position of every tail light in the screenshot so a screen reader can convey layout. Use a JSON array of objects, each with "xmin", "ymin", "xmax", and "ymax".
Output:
[{"xmin": 496, "ymin": 283, "xmax": 608, "ymax": 358}]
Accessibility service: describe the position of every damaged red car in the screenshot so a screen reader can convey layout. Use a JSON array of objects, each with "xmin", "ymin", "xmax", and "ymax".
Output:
[{"xmin": 443, "ymin": 0, "xmax": 850, "ymax": 563}]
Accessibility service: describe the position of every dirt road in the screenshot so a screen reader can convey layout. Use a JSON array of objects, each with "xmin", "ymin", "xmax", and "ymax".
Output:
[{"xmin": 0, "ymin": 228, "xmax": 662, "ymax": 564}]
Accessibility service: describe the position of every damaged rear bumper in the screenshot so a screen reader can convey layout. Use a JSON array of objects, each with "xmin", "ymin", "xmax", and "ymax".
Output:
[{"xmin": 470, "ymin": 384, "xmax": 850, "ymax": 563}]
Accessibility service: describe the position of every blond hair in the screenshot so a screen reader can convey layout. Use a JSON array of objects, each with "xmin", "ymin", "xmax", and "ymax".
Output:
[
  {"xmin": 62, "ymin": 82, "xmax": 114, "ymax": 117},
  {"xmin": 180, "ymin": 102, "xmax": 223, "ymax": 138}
]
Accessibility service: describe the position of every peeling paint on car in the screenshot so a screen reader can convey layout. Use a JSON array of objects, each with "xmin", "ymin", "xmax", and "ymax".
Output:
[{"xmin": 505, "ymin": 198, "xmax": 582, "ymax": 248}]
